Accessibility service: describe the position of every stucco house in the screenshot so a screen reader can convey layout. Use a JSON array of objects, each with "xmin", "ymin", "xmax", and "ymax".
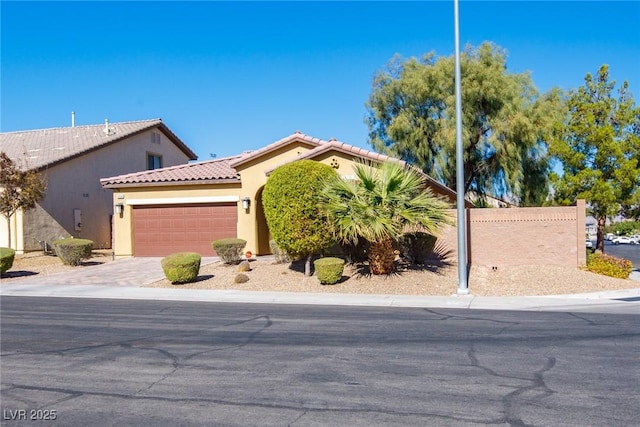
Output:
[
  {"xmin": 0, "ymin": 119, "xmax": 196, "ymax": 252},
  {"xmin": 101, "ymin": 131, "xmax": 457, "ymax": 258}
]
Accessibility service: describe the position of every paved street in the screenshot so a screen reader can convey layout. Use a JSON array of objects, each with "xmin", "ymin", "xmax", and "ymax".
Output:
[
  {"xmin": 603, "ymin": 240, "xmax": 640, "ymax": 268},
  {"xmin": 2, "ymin": 297, "xmax": 639, "ymax": 426}
]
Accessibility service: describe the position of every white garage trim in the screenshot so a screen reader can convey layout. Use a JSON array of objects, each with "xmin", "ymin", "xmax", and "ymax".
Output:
[{"xmin": 125, "ymin": 195, "xmax": 240, "ymax": 206}]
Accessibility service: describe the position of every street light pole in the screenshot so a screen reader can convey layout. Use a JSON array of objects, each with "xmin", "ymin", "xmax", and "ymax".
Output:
[{"xmin": 454, "ymin": 0, "xmax": 469, "ymax": 295}]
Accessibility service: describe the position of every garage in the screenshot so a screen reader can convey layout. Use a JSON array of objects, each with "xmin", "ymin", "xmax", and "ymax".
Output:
[{"xmin": 133, "ymin": 203, "xmax": 237, "ymax": 256}]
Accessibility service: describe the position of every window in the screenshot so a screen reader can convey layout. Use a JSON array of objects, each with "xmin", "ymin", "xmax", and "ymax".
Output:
[{"xmin": 147, "ymin": 153, "xmax": 163, "ymax": 170}]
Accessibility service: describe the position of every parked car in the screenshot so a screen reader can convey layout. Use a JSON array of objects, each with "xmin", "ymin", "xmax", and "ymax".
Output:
[
  {"xmin": 613, "ymin": 236, "xmax": 637, "ymax": 245},
  {"xmin": 586, "ymin": 239, "xmax": 593, "ymax": 249},
  {"xmin": 605, "ymin": 233, "xmax": 615, "ymax": 241}
]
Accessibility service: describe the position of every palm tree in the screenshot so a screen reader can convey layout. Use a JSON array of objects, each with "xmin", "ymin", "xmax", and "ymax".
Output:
[{"xmin": 320, "ymin": 161, "xmax": 452, "ymax": 275}]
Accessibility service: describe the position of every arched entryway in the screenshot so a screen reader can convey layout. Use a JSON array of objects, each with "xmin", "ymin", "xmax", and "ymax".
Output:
[{"xmin": 255, "ymin": 187, "xmax": 272, "ymax": 255}]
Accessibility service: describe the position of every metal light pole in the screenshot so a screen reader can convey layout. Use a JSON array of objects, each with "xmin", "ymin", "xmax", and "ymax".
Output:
[{"xmin": 454, "ymin": 0, "xmax": 469, "ymax": 295}]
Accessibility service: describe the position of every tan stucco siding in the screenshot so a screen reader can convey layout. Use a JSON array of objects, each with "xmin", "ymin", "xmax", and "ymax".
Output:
[
  {"xmin": 20, "ymin": 129, "xmax": 193, "ymax": 251},
  {"xmin": 0, "ymin": 209, "xmax": 24, "ymax": 252}
]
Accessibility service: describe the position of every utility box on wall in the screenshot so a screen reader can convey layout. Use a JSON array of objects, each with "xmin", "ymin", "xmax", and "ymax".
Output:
[{"xmin": 73, "ymin": 208, "xmax": 82, "ymax": 232}]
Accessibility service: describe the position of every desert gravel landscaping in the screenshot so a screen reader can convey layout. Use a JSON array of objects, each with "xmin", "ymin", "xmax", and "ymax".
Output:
[{"xmin": 4, "ymin": 250, "xmax": 637, "ymax": 297}]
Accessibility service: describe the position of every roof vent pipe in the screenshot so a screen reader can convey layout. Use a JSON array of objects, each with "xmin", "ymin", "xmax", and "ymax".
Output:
[
  {"xmin": 104, "ymin": 118, "xmax": 109, "ymax": 135},
  {"xmin": 71, "ymin": 111, "xmax": 75, "ymax": 127}
]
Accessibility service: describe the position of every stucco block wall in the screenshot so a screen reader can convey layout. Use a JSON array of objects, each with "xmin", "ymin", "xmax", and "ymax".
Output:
[
  {"xmin": 19, "ymin": 129, "xmax": 192, "ymax": 251},
  {"xmin": 435, "ymin": 200, "xmax": 587, "ymax": 268}
]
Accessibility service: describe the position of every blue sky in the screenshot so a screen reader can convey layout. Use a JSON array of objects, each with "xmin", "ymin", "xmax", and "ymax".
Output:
[{"xmin": 2, "ymin": 1, "xmax": 639, "ymax": 161}]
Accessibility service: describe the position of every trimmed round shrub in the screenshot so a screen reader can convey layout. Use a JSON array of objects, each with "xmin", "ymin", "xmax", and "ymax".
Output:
[
  {"xmin": 161, "ymin": 252, "xmax": 201, "ymax": 284},
  {"xmin": 262, "ymin": 160, "xmax": 337, "ymax": 270},
  {"xmin": 314, "ymin": 257, "xmax": 345, "ymax": 285},
  {"xmin": 0, "ymin": 247, "xmax": 16, "ymax": 274},
  {"xmin": 234, "ymin": 273, "xmax": 249, "ymax": 284},
  {"xmin": 212, "ymin": 238, "xmax": 246, "ymax": 264},
  {"xmin": 238, "ymin": 260, "xmax": 251, "ymax": 272},
  {"xmin": 586, "ymin": 252, "xmax": 633, "ymax": 279},
  {"xmin": 52, "ymin": 238, "xmax": 94, "ymax": 266}
]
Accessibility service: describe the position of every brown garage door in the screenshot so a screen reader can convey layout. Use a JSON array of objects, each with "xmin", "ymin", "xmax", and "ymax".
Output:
[{"xmin": 133, "ymin": 203, "xmax": 237, "ymax": 256}]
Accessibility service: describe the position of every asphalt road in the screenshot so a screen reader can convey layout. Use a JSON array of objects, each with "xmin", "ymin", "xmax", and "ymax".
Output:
[
  {"xmin": 1, "ymin": 297, "xmax": 639, "ymax": 427},
  {"xmin": 601, "ymin": 240, "xmax": 640, "ymax": 268}
]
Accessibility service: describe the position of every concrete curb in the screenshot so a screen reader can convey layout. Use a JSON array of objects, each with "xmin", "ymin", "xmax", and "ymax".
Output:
[{"xmin": 2, "ymin": 283, "xmax": 639, "ymax": 312}]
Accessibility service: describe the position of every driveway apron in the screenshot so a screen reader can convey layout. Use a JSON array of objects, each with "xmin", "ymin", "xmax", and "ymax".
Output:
[{"xmin": 5, "ymin": 257, "xmax": 219, "ymax": 287}]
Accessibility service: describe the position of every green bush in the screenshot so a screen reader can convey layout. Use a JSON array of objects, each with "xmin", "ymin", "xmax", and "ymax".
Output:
[
  {"xmin": 262, "ymin": 160, "xmax": 337, "ymax": 275},
  {"xmin": 337, "ymin": 240, "xmax": 369, "ymax": 264},
  {"xmin": 0, "ymin": 247, "xmax": 16, "ymax": 274},
  {"xmin": 212, "ymin": 238, "xmax": 246, "ymax": 264},
  {"xmin": 314, "ymin": 257, "xmax": 345, "ymax": 285},
  {"xmin": 52, "ymin": 238, "xmax": 94, "ymax": 266},
  {"xmin": 161, "ymin": 252, "xmax": 201, "ymax": 284},
  {"xmin": 398, "ymin": 232, "xmax": 437, "ymax": 264},
  {"xmin": 587, "ymin": 252, "xmax": 633, "ymax": 279},
  {"xmin": 269, "ymin": 239, "xmax": 291, "ymax": 264}
]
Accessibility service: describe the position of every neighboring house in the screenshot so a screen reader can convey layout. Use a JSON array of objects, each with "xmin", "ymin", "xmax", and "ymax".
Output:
[
  {"xmin": 0, "ymin": 119, "xmax": 197, "ymax": 252},
  {"xmin": 466, "ymin": 191, "xmax": 518, "ymax": 208},
  {"xmin": 585, "ymin": 216, "xmax": 597, "ymax": 238},
  {"xmin": 101, "ymin": 131, "xmax": 459, "ymax": 258}
]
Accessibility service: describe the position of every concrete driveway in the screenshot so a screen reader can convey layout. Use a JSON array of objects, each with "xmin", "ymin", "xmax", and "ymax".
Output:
[{"xmin": 5, "ymin": 257, "xmax": 219, "ymax": 287}]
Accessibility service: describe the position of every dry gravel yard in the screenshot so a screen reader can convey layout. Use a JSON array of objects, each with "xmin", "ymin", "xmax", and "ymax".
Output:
[
  {"xmin": 2, "ymin": 251, "xmax": 637, "ymax": 297},
  {"xmin": 147, "ymin": 257, "xmax": 638, "ymax": 297}
]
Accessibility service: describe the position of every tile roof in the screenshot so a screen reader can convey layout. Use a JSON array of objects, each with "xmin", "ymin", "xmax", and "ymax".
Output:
[
  {"xmin": 100, "ymin": 130, "xmax": 458, "ymax": 201},
  {"xmin": 263, "ymin": 137, "xmax": 458, "ymax": 200},
  {"xmin": 100, "ymin": 155, "xmax": 242, "ymax": 188},
  {"xmin": 229, "ymin": 131, "xmax": 323, "ymax": 168},
  {"xmin": 0, "ymin": 119, "xmax": 197, "ymax": 171},
  {"xmin": 286, "ymin": 139, "xmax": 406, "ymax": 168}
]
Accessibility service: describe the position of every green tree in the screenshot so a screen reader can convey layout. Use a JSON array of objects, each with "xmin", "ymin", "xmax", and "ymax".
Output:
[
  {"xmin": 320, "ymin": 161, "xmax": 451, "ymax": 275},
  {"xmin": 262, "ymin": 160, "xmax": 337, "ymax": 276},
  {"xmin": 549, "ymin": 65, "xmax": 640, "ymax": 251},
  {"xmin": 0, "ymin": 152, "xmax": 47, "ymax": 248},
  {"xmin": 366, "ymin": 42, "xmax": 564, "ymax": 206}
]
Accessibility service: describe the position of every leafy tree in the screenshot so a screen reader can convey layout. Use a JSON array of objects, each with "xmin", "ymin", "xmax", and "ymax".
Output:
[
  {"xmin": 0, "ymin": 152, "xmax": 47, "ymax": 248},
  {"xmin": 621, "ymin": 191, "xmax": 640, "ymax": 221},
  {"xmin": 262, "ymin": 160, "xmax": 337, "ymax": 276},
  {"xmin": 366, "ymin": 42, "xmax": 565, "ymax": 206},
  {"xmin": 320, "ymin": 161, "xmax": 451, "ymax": 275},
  {"xmin": 612, "ymin": 221, "xmax": 639, "ymax": 237},
  {"xmin": 549, "ymin": 65, "xmax": 640, "ymax": 251}
]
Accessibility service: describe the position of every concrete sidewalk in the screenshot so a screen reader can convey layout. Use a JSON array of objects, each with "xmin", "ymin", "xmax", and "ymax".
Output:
[{"xmin": 1, "ymin": 257, "xmax": 639, "ymax": 312}]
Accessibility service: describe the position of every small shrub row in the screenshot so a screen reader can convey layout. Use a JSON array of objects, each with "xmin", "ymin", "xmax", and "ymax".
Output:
[
  {"xmin": 0, "ymin": 247, "xmax": 16, "ymax": 274},
  {"xmin": 161, "ymin": 252, "xmax": 201, "ymax": 284},
  {"xmin": 52, "ymin": 238, "xmax": 94, "ymax": 266},
  {"xmin": 586, "ymin": 252, "xmax": 633, "ymax": 279},
  {"xmin": 314, "ymin": 257, "xmax": 345, "ymax": 285},
  {"xmin": 212, "ymin": 238, "xmax": 246, "ymax": 264}
]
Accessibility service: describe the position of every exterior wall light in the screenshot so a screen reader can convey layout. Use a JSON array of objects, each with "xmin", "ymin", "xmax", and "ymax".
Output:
[
  {"xmin": 242, "ymin": 197, "xmax": 251, "ymax": 210},
  {"xmin": 115, "ymin": 203, "xmax": 124, "ymax": 215}
]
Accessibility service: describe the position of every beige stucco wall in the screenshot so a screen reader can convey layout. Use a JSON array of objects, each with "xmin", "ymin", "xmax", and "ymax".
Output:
[
  {"xmin": 18, "ymin": 128, "xmax": 192, "ymax": 251},
  {"xmin": 435, "ymin": 200, "xmax": 588, "ymax": 268}
]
